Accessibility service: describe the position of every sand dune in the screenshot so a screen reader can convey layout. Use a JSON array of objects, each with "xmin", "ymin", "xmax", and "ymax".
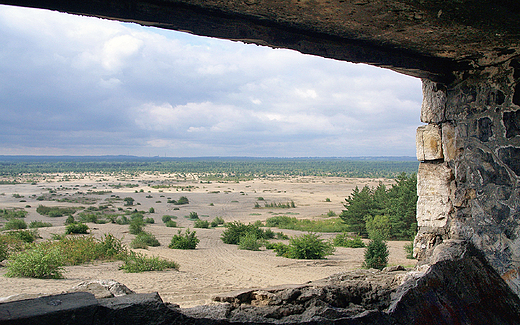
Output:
[{"xmin": 0, "ymin": 175, "xmax": 414, "ymax": 307}]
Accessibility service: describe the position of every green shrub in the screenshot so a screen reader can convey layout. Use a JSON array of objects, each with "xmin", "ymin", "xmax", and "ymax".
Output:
[
  {"xmin": 29, "ymin": 221, "xmax": 52, "ymax": 229},
  {"xmin": 5, "ymin": 230, "xmax": 39, "ymax": 243},
  {"xmin": 65, "ymin": 223, "xmax": 89, "ymax": 234},
  {"xmin": 365, "ymin": 215, "xmax": 391, "ymax": 240},
  {"xmin": 51, "ymin": 234, "xmax": 125, "ymax": 265},
  {"xmin": 169, "ymin": 229, "xmax": 199, "ymax": 249},
  {"xmin": 149, "ymin": 207, "xmax": 155, "ymax": 213},
  {"xmin": 210, "ymin": 216, "xmax": 225, "ymax": 227},
  {"xmin": 276, "ymin": 232, "xmax": 289, "ymax": 240},
  {"xmin": 404, "ymin": 242, "xmax": 415, "ymax": 259},
  {"xmin": 3, "ymin": 219, "xmax": 27, "ymax": 230},
  {"xmin": 272, "ymin": 242, "xmax": 291, "ymax": 257},
  {"xmin": 36, "ymin": 205, "xmax": 77, "ymax": 217},
  {"xmin": 165, "ymin": 220, "xmax": 177, "ymax": 227},
  {"xmin": 265, "ymin": 216, "xmax": 348, "ymax": 232},
  {"xmin": 144, "ymin": 217, "xmax": 155, "ymax": 224},
  {"xmin": 119, "ymin": 251, "xmax": 178, "ymax": 273},
  {"xmin": 185, "ymin": 212, "xmax": 199, "ymax": 220},
  {"xmin": 332, "ymin": 233, "xmax": 366, "ymax": 248},
  {"xmin": 238, "ymin": 232, "xmax": 261, "ymax": 251},
  {"xmin": 116, "ymin": 216, "xmax": 130, "ymax": 225},
  {"xmin": 162, "ymin": 215, "xmax": 172, "ymax": 223},
  {"xmin": 0, "ymin": 241, "xmax": 7, "ymax": 262},
  {"xmin": 193, "ymin": 220, "xmax": 210, "ymax": 228},
  {"xmin": 221, "ymin": 221, "xmax": 265, "ymax": 245},
  {"xmin": 65, "ymin": 216, "xmax": 75, "ymax": 225},
  {"xmin": 363, "ymin": 238, "xmax": 389, "ymax": 270},
  {"xmin": 286, "ymin": 233, "xmax": 334, "ymax": 259},
  {"xmin": 0, "ymin": 208, "xmax": 28, "ymax": 219},
  {"xmin": 131, "ymin": 232, "xmax": 160, "ymax": 249},
  {"xmin": 129, "ymin": 217, "xmax": 145, "ymax": 235},
  {"xmin": 5, "ymin": 246, "xmax": 64, "ymax": 279}
]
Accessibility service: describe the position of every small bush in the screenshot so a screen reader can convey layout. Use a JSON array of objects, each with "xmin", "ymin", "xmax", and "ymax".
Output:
[
  {"xmin": 272, "ymin": 242, "xmax": 291, "ymax": 257},
  {"xmin": 149, "ymin": 207, "xmax": 155, "ymax": 213},
  {"xmin": 404, "ymin": 242, "xmax": 415, "ymax": 259},
  {"xmin": 5, "ymin": 230, "xmax": 39, "ymax": 243},
  {"xmin": 221, "ymin": 221, "xmax": 265, "ymax": 245},
  {"xmin": 286, "ymin": 233, "xmax": 334, "ymax": 259},
  {"xmin": 5, "ymin": 246, "xmax": 64, "ymax": 279},
  {"xmin": 165, "ymin": 220, "xmax": 177, "ymax": 227},
  {"xmin": 210, "ymin": 216, "xmax": 225, "ymax": 227},
  {"xmin": 332, "ymin": 233, "xmax": 366, "ymax": 248},
  {"xmin": 193, "ymin": 220, "xmax": 210, "ymax": 228},
  {"xmin": 0, "ymin": 241, "xmax": 7, "ymax": 262},
  {"xmin": 363, "ymin": 238, "xmax": 389, "ymax": 270},
  {"xmin": 129, "ymin": 217, "xmax": 145, "ymax": 235},
  {"xmin": 131, "ymin": 232, "xmax": 160, "ymax": 249},
  {"xmin": 169, "ymin": 229, "xmax": 199, "ymax": 249},
  {"xmin": 3, "ymin": 219, "xmax": 27, "ymax": 230},
  {"xmin": 116, "ymin": 216, "xmax": 130, "ymax": 225},
  {"xmin": 65, "ymin": 216, "xmax": 75, "ymax": 225},
  {"xmin": 144, "ymin": 217, "xmax": 155, "ymax": 224},
  {"xmin": 65, "ymin": 223, "xmax": 89, "ymax": 234},
  {"xmin": 162, "ymin": 215, "xmax": 172, "ymax": 223},
  {"xmin": 238, "ymin": 232, "xmax": 262, "ymax": 251},
  {"xmin": 185, "ymin": 212, "xmax": 199, "ymax": 220},
  {"xmin": 276, "ymin": 232, "xmax": 289, "ymax": 240},
  {"xmin": 119, "ymin": 251, "xmax": 178, "ymax": 273},
  {"xmin": 52, "ymin": 234, "xmax": 125, "ymax": 265}
]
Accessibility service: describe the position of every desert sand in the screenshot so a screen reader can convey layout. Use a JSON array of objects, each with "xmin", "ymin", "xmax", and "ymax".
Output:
[{"xmin": 0, "ymin": 174, "xmax": 414, "ymax": 307}]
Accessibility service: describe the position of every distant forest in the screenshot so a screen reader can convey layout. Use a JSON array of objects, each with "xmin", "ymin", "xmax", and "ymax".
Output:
[{"xmin": 0, "ymin": 156, "xmax": 419, "ymax": 179}]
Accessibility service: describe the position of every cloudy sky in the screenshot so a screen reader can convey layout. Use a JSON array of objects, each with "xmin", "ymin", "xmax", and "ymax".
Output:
[{"xmin": 0, "ymin": 5, "xmax": 423, "ymax": 157}]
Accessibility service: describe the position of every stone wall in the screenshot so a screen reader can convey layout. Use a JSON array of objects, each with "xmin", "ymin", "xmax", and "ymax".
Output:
[{"xmin": 415, "ymin": 57, "xmax": 520, "ymax": 296}]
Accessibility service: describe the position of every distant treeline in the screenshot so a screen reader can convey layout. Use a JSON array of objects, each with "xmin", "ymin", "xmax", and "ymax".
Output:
[{"xmin": 0, "ymin": 156, "xmax": 419, "ymax": 179}]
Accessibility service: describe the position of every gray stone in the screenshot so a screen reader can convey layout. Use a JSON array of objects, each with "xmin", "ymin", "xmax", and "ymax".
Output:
[
  {"xmin": 441, "ymin": 122, "xmax": 458, "ymax": 161},
  {"xmin": 68, "ymin": 280, "xmax": 135, "ymax": 299},
  {"xmin": 421, "ymin": 79, "xmax": 447, "ymax": 123}
]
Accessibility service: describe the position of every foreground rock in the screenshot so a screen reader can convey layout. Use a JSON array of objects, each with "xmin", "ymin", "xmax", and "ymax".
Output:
[{"xmin": 1, "ymin": 241, "xmax": 519, "ymax": 324}]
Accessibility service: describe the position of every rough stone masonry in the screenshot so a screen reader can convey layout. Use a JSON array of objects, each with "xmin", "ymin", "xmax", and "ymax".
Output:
[{"xmin": 415, "ymin": 60, "xmax": 520, "ymax": 296}]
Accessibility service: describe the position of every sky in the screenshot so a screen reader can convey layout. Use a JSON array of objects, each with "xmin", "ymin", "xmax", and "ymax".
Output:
[{"xmin": 0, "ymin": 5, "xmax": 423, "ymax": 158}]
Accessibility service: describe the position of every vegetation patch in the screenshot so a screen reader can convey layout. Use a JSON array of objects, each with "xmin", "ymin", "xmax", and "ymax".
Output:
[
  {"xmin": 120, "ymin": 251, "xmax": 178, "ymax": 273},
  {"xmin": 169, "ymin": 229, "xmax": 199, "ymax": 249},
  {"xmin": 332, "ymin": 233, "xmax": 365, "ymax": 248},
  {"xmin": 65, "ymin": 223, "xmax": 89, "ymax": 234},
  {"xmin": 5, "ymin": 246, "xmax": 64, "ymax": 279},
  {"xmin": 36, "ymin": 205, "xmax": 78, "ymax": 217},
  {"xmin": 130, "ymin": 232, "xmax": 160, "ymax": 249},
  {"xmin": 3, "ymin": 219, "xmax": 28, "ymax": 230},
  {"xmin": 264, "ymin": 216, "xmax": 348, "ymax": 233},
  {"xmin": 0, "ymin": 208, "xmax": 28, "ymax": 220},
  {"xmin": 271, "ymin": 233, "xmax": 334, "ymax": 259}
]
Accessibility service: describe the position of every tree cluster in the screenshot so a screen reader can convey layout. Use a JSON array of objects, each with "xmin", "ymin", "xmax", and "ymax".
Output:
[{"xmin": 339, "ymin": 172, "xmax": 417, "ymax": 240}]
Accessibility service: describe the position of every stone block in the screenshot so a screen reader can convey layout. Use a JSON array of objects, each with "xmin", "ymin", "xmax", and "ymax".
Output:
[
  {"xmin": 416, "ymin": 124, "xmax": 443, "ymax": 161},
  {"xmin": 417, "ymin": 196, "xmax": 451, "ymax": 228},
  {"xmin": 441, "ymin": 122, "xmax": 458, "ymax": 161},
  {"xmin": 421, "ymin": 79, "xmax": 446, "ymax": 123},
  {"xmin": 417, "ymin": 162, "xmax": 453, "ymax": 197},
  {"xmin": 0, "ymin": 292, "xmax": 99, "ymax": 325}
]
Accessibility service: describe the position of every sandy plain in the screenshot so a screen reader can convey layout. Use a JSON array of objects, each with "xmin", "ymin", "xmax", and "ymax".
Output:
[{"xmin": 0, "ymin": 173, "xmax": 414, "ymax": 307}]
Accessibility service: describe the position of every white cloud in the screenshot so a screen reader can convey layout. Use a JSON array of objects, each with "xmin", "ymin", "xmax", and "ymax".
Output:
[{"xmin": 0, "ymin": 5, "xmax": 422, "ymax": 157}]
